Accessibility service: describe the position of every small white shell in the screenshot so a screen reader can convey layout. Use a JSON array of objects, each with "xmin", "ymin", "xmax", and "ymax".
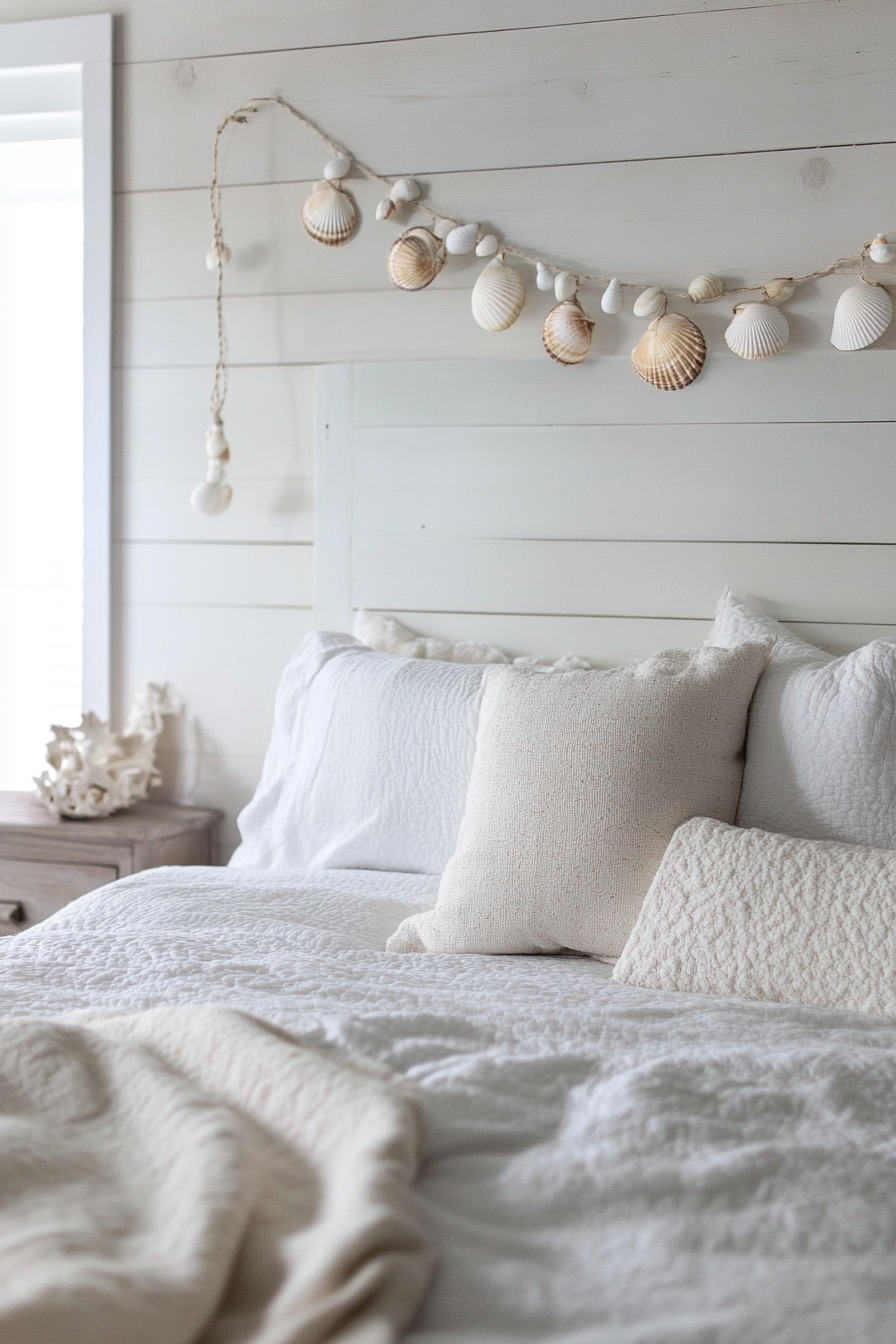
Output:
[
  {"xmin": 376, "ymin": 196, "xmax": 395, "ymax": 221},
  {"xmin": 536, "ymin": 263, "xmax": 555, "ymax": 292},
  {"xmin": 542, "ymin": 298, "xmax": 594, "ymax": 365},
  {"xmin": 206, "ymin": 422, "xmax": 229, "ymax": 460},
  {"xmin": 387, "ymin": 226, "xmax": 446, "ymax": 291},
  {"xmin": 601, "ymin": 278, "xmax": 623, "ymax": 315},
  {"xmin": 631, "ymin": 311, "xmax": 706, "ymax": 390},
  {"xmin": 301, "ymin": 181, "xmax": 357, "ymax": 246},
  {"xmin": 471, "ymin": 256, "xmax": 526, "ymax": 332},
  {"xmin": 763, "ymin": 277, "xmax": 796, "ymax": 304},
  {"xmin": 830, "ymin": 281, "xmax": 894, "ymax": 351},
  {"xmin": 633, "ymin": 286, "xmax": 667, "ymax": 319},
  {"xmin": 446, "ymin": 222, "xmax": 479, "ymax": 255},
  {"xmin": 324, "ymin": 156, "xmax": 351, "ymax": 181},
  {"xmin": 205, "ymin": 240, "xmax": 231, "ymax": 271},
  {"xmin": 475, "ymin": 233, "xmax": 499, "ymax": 257},
  {"xmin": 433, "ymin": 218, "xmax": 455, "ymax": 240},
  {"xmin": 725, "ymin": 302, "xmax": 789, "ymax": 359},
  {"xmin": 389, "ymin": 177, "xmax": 420, "ymax": 205},
  {"xmin": 869, "ymin": 235, "xmax": 896, "ymax": 265},
  {"xmin": 554, "ymin": 271, "xmax": 577, "ymax": 302},
  {"xmin": 190, "ymin": 480, "xmax": 232, "ymax": 515},
  {"xmin": 687, "ymin": 273, "xmax": 724, "ymax": 303}
]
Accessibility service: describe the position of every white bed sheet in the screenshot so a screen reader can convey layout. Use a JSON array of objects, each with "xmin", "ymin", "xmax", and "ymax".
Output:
[{"xmin": 2, "ymin": 867, "xmax": 896, "ymax": 1343}]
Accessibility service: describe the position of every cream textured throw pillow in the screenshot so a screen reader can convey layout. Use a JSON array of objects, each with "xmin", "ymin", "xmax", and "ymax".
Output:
[
  {"xmin": 387, "ymin": 644, "xmax": 769, "ymax": 959},
  {"xmin": 615, "ymin": 817, "xmax": 896, "ymax": 1018}
]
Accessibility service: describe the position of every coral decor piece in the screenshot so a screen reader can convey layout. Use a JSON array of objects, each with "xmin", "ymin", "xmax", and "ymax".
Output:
[{"xmin": 34, "ymin": 683, "xmax": 181, "ymax": 819}]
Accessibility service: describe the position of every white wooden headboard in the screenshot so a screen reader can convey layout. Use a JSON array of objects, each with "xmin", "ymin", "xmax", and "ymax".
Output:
[{"xmin": 314, "ymin": 359, "xmax": 896, "ymax": 666}]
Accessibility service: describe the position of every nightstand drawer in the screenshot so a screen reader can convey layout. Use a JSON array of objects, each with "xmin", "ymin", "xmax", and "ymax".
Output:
[{"xmin": 0, "ymin": 859, "xmax": 118, "ymax": 932}]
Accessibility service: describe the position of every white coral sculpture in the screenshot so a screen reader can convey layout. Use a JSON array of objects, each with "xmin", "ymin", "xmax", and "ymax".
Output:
[{"xmin": 34, "ymin": 683, "xmax": 182, "ymax": 819}]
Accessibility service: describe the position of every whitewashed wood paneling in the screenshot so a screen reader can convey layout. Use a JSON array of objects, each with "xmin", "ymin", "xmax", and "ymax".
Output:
[
  {"xmin": 118, "ymin": 478, "xmax": 314, "ymax": 543},
  {"xmin": 153, "ymin": 749, "xmax": 264, "ymax": 860},
  {"xmin": 119, "ymin": 541, "xmax": 313, "ymax": 606}
]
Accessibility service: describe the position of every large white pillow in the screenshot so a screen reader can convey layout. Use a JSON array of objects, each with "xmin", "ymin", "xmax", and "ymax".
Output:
[
  {"xmin": 710, "ymin": 590, "xmax": 896, "ymax": 848},
  {"xmin": 229, "ymin": 632, "xmax": 485, "ymax": 874},
  {"xmin": 614, "ymin": 817, "xmax": 896, "ymax": 1019},
  {"xmin": 387, "ymin": 643, "xmax": 769, "ymax": 959}
]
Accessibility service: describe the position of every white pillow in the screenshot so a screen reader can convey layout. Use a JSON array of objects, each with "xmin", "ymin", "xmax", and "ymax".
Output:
[
  {"xmin": 229, "ymin": 632, "xmax": 485, "ymax": 874},
  {"xmin": 387, "ymin": 643, "xmax": 769, "ymax": 959},
  {"xmin": 614, "ymin": 817, "xmax": 896, "ymax": 1019},
  {"xmin": 710, "ymin": 590, "xmax": 896, "ymax": 848}
]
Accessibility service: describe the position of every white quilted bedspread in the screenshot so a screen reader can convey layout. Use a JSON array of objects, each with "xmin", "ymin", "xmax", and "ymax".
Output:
[{"xmin": 3, "ymin": 867, "xmax": 896, "ymax": 1343}]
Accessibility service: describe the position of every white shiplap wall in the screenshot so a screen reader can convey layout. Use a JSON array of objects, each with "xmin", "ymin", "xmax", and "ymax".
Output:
[{"xmin": 0, "ymin": 0, "xmax": 892, "ymax": 856}]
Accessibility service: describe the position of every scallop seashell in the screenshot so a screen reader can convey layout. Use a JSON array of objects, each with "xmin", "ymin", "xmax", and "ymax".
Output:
[
  {"xmin": 830, "ymin": 280, "xmax": 893, "ymax": 351},
  {"xmin": 205, "ymin": 240, "xmax": 231, "ymax": 271},
  {"xmin": 324, "ymin": 156, "xmax": 351, "ymax": 181},
  {"xmin": 601, "ymin": 278, "xmax": 623, "ymax": 315},
  {"xmin": 471, "ymin": 256, "xmax": 526, "ymax": 331},
  {"xmin": 763, "ymin": 277, "xmax": 796, "ymax": 304},
  {"xmin": 475, "ymin": 233, "xmax": 499, "ymax": 257},
  {"xmin": 687, "ymin": 273, "xmax": 724, "ymax": 304},
  {"xmin": 542, "ymin": 298, "xmax": 594, "ymax": 365},
  {"xmin": 389, "ymin": 177, "xmax": 420, "ymax": 205},
  {"xmin": 869, "ymin": 235, "xmax": 896, "ymax": 265},
  {"xmin": 301, "ymin": 181, "xmax": 357, "ymax": 246},
  {"xmin": 631, "ymin": 311, "xmax": 706, "ymax": 391},
  {"xmin": 434, "ymin": 218, "xmax": 455, "ymax": 240},
  {"xmin": 725, "ymin": 302, "xmax": 789, "ymax": 359},
  {"xmin": 554, "ymin": 271, "xmax": 577, "ymax": 302},
  {"xmin": 386, "ymin": 227, "xmax": 446, "ymax": 291},
  {"xmin": 376, "ymin": 196, "xmax": 395, "ymax": 221},
  {"xmin": 190, "ymin": 479, "xmax": 232, "ymax": 516},
  {"xmin": 536, "ymin": 263, "xmax": 555, "ymax": 292},
  {"xmin": 633, "ymin": 286, "xmax": 667, "ymax": 319},
  {"xmin": 446, "ymin": 222, "xmax": 479, "ymax": 255}
]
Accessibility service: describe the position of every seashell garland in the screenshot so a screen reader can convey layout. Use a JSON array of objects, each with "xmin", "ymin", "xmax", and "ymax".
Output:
[
  {"xmin": 687, "ymin": 273, "xmax": 724, "ymax": 304},
  {"xmin": 375, "ymin": 196, "xmax": 395, "ymax": 221},
  {"xmin": 830, "ymin": 280, "xmax": 893, "ymax": 351},
  {"xmin": 471, "ymin": 256, "xmax": 526, "ymax": 331},
  {"xmin": 205, "ymin": 240, "xmax": 231, "ymax": 271},
  {"xmin": 324, "ymin": 156, "xmax": 351, "ymax": 181},
  {"xmin": 475, "ymin": 234, "xmax": 499, "ymax": 257},
  {"xmin": 631, "ymin": 311, "xmax": 706, "ymax": 391},
  {"xmin": 725, "ymin": 302, "xmax": 789, "ymax": 359},
  {"xmin": 446, "ymin": 222, "xmax": 479, "ymax": 255},
  {"xmin": 387, "ymin": 227, "xmax": 446, "ymax": 291},
  {"xmin": 301, "ymin": 181, "xmax": 357, "ymax": 246},
  {"xmin": 389, "ymin": 177, "xmax": 419, "ymax": 205},
  {"xmin": 554, "ymin": 271, "xmax": 577, "ymax": 302},
  {"xmin": 191, "ymin": 420, "xmax": 233, "ymax": 515},
  {"xmin": 869, "ymin": 235, "xmax": 896, "ymax": 265},
  {"xmin": 763, "ymin": 277, "xmax": 795, "ymax": 304},
  {"xmin": 542, "ymin": 298, "xmax": 594, "ymax": 365},
  {"xmin": 535, "ymin": 262, "xmax": 554, "ymax": 292},
  {"xmin": 633, "ymin": 286, "xmax": 667, "ymax": 319},
  {"xmin": 601, "ymin": 278, "xmax": 623, "ymax": 315}
]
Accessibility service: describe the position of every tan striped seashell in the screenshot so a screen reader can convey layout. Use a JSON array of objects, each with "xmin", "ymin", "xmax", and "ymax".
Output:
[
  {"xmin": 387, "ymin": 227, "xmax": 447, "ymax": 291},
  {"xmin": 542, "ymin": 299, "xmax": 594, "ymax": 365},
  {"xmin": 830, "ymin": 280, "xmax": 893, "ymax": 351},
  {"xmin": 763, "ymin": 277, "xmax": 795, "ymax": 304},
  {"xmin": 471, "ymin": 256, "xmax": 526, "ymax": 331},
  {"xmin": 725, "ymin": 302, "xmax": 789, "ymax": 359},
  {"xmin": 631, "ymin": 311, "xmax": 706, "ymax": 390},
  {"xmin": 301, "ymin": 181, "xmax": 357, "ymax": 246}
]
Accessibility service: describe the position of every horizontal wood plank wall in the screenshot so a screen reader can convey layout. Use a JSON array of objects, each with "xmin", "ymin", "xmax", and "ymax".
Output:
[{"xmin": 0, "ymin": 0, "xmax": 883, "ymax": 854}]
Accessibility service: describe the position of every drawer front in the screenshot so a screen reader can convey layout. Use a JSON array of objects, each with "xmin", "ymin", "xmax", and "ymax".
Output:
[{"xmin": 0, "ymin": 859, "xmax": 119, "ymax": 932}]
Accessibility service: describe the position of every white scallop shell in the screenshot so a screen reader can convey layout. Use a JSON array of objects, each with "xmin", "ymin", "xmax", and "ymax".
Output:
[
  {"xmin": 687, "ymin": 273, "xmax": 724, "ymax": 303},
  {"xmin": 301, "ymin": 181, "xmax": 357, "ymax": 246},
  {"xmin": 542, "ymin": 299, "xmax": 594, "ymax": 365},
  {"xmin": 830, "ymin": 281, "xmax": 893, "ymax": 351},
  {"xmin": 475, "ymin": 234, "xmax": 499, "ymax": 257},
  {"xmin": 601, "ymin": 278, "xmax": 623, "ymax": 315},
  {"xmin": 725, "ymin": 302, "xmax": 789, "ymax": 359},
  {"xmin": 631, "ymin": 311, "xmax": 706, "ymax": 390},
  {"xmin": 446, "ymin": 222, "xmax": 479, "ymax": 255},
  {"xmin": 387, "ymin": 227, "xmax": 446, "ymax": 291},
  {"xmin": 375, "ymin": 196, "xmax": 395, "ymax": 221},
  {"xmin": 869, "ymin": 235, "xmax": 896, "ymax": 264},
  {"xmin": 324, "ymin": 156, "xmax": 351, "ymax": 181},
  {"xmin": 554, "ymin": 271, "xmax": 577, "ymax": 302},
  {"xmin": 205, "ymin": 240, "xmax": 231, "ymax": 271},
  {"xmin": 536, "ymin": 263, "xmax": 555, "ymax": 292},
  {"xmin": 633, "ymin": 286, "xmax": 667, "ymax": 319},
  {"xmin": 762, "ymin": 277, "xmax": 796, "ymax": 304},
  {"xmin": 389, "ymin": 177, "xmax": 420, "ymax": 205},
  {"xmin": 471, "ymin": 257, "xmax": 526, "ymax": 331},
  {"xmin": 190, "ymin": 480, "xmax": 232, "ymax": 515}
]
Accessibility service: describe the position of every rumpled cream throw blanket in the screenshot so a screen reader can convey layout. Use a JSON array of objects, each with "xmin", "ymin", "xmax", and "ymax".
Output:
[{"xmin": 0, "ymin": 1006, "xmax": 433, "ymax": 1344}]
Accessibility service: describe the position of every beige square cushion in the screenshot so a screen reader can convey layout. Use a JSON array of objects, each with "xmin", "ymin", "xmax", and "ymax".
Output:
[
  {"xmin": 387, "ymin": 643, "xmax": 769, "ymax": 959},
  {"xmin": 614, "ymin": 816, "xmax": 896, "ymax": 1018}
]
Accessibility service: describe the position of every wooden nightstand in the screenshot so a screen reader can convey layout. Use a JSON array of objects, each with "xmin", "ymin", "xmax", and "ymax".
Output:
[{"xmin": 0, "ymin": 792, "xmax": 222, "ymax": 934}]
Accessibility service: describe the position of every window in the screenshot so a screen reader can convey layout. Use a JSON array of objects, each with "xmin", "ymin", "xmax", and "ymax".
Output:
[{"xmin": 0, "ymin": 16, "xmax": 111, "ymax": 789}]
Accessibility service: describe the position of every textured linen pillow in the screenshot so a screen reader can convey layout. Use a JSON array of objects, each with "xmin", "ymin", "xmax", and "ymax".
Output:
[
  {"xmin": 387, "ymin": 643, "xmax": 769, "ymax": 959},
  {"xmin": 614, "ymin": 817, "xmax": 896, "ymax": 1018},
  {"xmin": 229, "ymin": 631, "xmax": 485, "ymax": 874},
  {"xmin": 709, "ymin": 590, "xmax": 896, "ymax": 848}
]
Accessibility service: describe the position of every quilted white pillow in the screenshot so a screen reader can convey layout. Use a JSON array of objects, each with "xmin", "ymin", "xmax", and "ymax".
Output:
[
  {"xmin": 387, "ymin": 643, "xmax": 769, "ymax": 959},
  {"xmin": 229, "ymin": 632, "xmax": 485, "ymax": 874},
  {"xmin": 614, "ymin": 817, "xmax": 896, "ymax": 1018},
  {"xmin": 710, "ymin": 591, "xmax": 896, "ymax": 848}
]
